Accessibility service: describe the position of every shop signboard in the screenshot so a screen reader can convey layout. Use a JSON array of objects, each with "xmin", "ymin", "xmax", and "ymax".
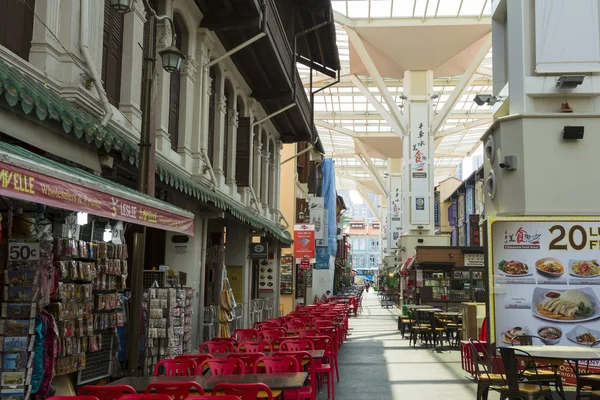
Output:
[
  {"xmin": 294, "ymin": 224, "xmax": 315, "ymax": 262},
  {"xmin": 489, "ymin": 217, "xmax": 600, "ymax": 386},
  {"xmin": 0, "ymin": 161, "xmax": 194, "ymax": 235},
  {"xmin": 299, "ymin": 258, "xmax": 311, "ymax": 270},
  {"xmin": 249, "ymin": 242, "xmax": 268, "ymax": 259},
  {"xmin": 409, "ymin": 103, "xmax": 431, "ymax": 225},
  {"xmin": 388, "ymin": 175, "xmax": 402, "ymax": 249}
]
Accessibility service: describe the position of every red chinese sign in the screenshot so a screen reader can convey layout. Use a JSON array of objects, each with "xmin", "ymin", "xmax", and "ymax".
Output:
[
  {"xmin": 293, "ymin": 224, "xmax": 315, "ymax": 260},
  {"xmin": 0, "ymin": 161, "xmax": 194, "ymax": 235}
]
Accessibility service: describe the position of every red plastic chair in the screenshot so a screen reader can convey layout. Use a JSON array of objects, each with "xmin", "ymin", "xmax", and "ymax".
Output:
[
  {"xmin": 120, "ymin": 395, "xmax": 172, "ymax": 400},
  {"xmin": 280, "ymin": 339, "xmax": 314, "ymax": 351},
  {"xmin": 232, "ymin": 329, "xmax": 259, "ymax": 341},
  {"xmin": 153, "ymin": 358, "xmax": 197, "ymax": 376},
  {"xmin": 229, "ymin": 352, "xmax": 265, "ymax": 373},
  {"xmin": 50, "ymin": 397, "xmax": 98, "ymax": 400},
  {"xmin": 306, "ymin": 336, "xmax": 335, "ymax": 400},
  {"xmin": 186, "ymin": 397, "xmax": 241, "ymax": 400},
  {"xmin": 318, "ymin": 327, "xmax": 340, "ymax": 382},
  {"xmin": 212, "ymin": 383, "xmax": 274, "ymax": 400},
  {"xmin": 257, "ymin": 329, "xmax": 282, "ymax": 341},
  {"xmin": 237, "ymin": 340, "xmax": 272, "ymax": 353},
  {"xmin": 175, "ymin": 354, "xmax": 214, "ymax": 366},
  {"xmin": 254, "ymin": 321, "xmax": 278, "ymax": 330},
  {"xmin": 211, "ymin": 337, "xmax": 239, "ymax": 346},
  {"xmin": 200, "ymin": 340, "xmax": 235, "ymax": 354},
  {"xmin": 145, "ymin": 382, "xmax": 203, "ymax": 400},
  {"xmin": 296, "ymin": 329, "xmax": 320, "ymax": 338},
  {"xmin": 313, "ymin": 319, "xmax": 332, "ymax": 329},
  {"xmin": 79, "ymin": 385, "xmax": 136, "ymax": 400},
  {"xmin": 274, "ymin": 351, "xmax": 317, "ymax": 400},
  {"xmin": 200, "ymin": 358, "xmax": 246, "ymax": 376},
  {"xmin": 284, "ymin": 321, "xmax": 305, "ymax": 331},
  {"xmin": 253, "ymin": 355, "xmax": 299, "ymax": 374}
]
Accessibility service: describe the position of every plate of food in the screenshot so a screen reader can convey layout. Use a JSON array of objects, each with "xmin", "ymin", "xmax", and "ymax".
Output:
[
  {"xmin": 535, "ymin": 258, "xmax": 565, "ymax": 277},
  {"xmin": 569, "ymin": 260, "xmax": 600, "ymax": 278},
  {"xmin": 532, "ymin": 287, "xmax": 600, "ymax": 322},
  {"xmin": 498, "ymin": 260, "xmax": 532, "ymax": 276},
  {"xmin": 566, "ymin": 325, "xmax": 600, "ymax": 345},
  {"xmin": 501, "ymin": 326, "xmax": 528, "ymax": 344},
  {"xmin": 537, "ymin": 326, "xmax": 562, "ymax": 345}
]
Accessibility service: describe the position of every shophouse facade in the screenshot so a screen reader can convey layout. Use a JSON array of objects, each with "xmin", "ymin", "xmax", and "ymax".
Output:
[{"xmin": 345, "ymin": 220, "xmax": 380, "ymax": 284}]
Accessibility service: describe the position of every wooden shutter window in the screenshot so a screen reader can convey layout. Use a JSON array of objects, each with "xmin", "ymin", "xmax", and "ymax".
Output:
[
  {"xmin": 223, "ymin": 91, "xmax": 229, "ymax": 178},
  {"xmin": 102, "ymin": 1, "xmax": 124, "ymax": 107},
  {"xmin": 236, "ymin": 117, "xmax": 251, "ymax": 187},
  {"xmin": 0, "ymin": 0, "xmax": 35, "ymax": 61},
  {"xmin": 207, "ymin": 68, "xmax": 216, "ymax": 165},
  {"xmin": 168, "ymin": 21, "xmax": 183, "ymax": 152}
]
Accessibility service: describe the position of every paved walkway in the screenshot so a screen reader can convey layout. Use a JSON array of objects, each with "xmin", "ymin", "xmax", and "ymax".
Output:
[{"xmin": 322, "ymin": 290, "xmax": 476, "ymax": 400}]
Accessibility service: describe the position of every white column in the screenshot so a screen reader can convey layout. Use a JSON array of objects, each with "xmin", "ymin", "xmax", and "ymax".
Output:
[
  {"xmin": 226, "ymin": 110, "xmax": 239, "ymax": 189},
  {"xmin": 273, "ymin": 140, "xmax": 283, "ymax": 219},
  {"xmin": 213, "ymin": 89, "xmax": 227, "ymax": 186},
  {"xmin": 119, "ymin": 4, "xmax": 146, "ymax": 133},
  {"xmin": 179, "ymin": 56, "xmax": 198, "ymax": 168},
  {"xmin": 195, "ymin": 29, "xmax": 215, "ymax": 175},
  {"xmin": 29, "ymin": 0, "xmax": 63, "ymax": 80},
  {"xmin": 402, "ymin": 71, "xmax": 435, "ymax": 234},
  {"xmin": 261, "ymin": 142, "xmax": 271, "ymax": 216},
  {"xmin": 155, "ymin": 14, "xmax": 175, "ymax": 153}
]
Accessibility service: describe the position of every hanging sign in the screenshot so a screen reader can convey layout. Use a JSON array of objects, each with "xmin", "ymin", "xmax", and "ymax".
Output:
[
  {"xmin": 0, "ymin": 161, "xmax": 194, "ymax": 235},
  {"xmin": 249, "ymin": 242, "xmax": 268, "ymax": 259},
  {"xmin": 388, "ymin": 176, "xmax": 402, "ymax": 249},
  {"xmin": 294, "ymin": 224, "xmax": 315, "ymax": 261},
  {"xmin": 409, "ymin": 103, "xmax": 431, "ymax": 225},
  {"xmin": 8, "ymin": 240, "xmax": 40, "ymax": 262},
  {"xmin": 299, "ymin": 258, "xmax": 311, "ymax": 270}
]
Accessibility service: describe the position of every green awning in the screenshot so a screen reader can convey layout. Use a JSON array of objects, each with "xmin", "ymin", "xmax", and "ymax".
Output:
[{"xmin": 0, "ymin": 59, "xmax": 292, "ymax": 244}]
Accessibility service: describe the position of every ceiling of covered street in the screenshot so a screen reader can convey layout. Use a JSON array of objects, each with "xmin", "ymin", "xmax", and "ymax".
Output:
[{"xmin": 299, "ymin": 0, "xmax": 494, "ymax": 196}]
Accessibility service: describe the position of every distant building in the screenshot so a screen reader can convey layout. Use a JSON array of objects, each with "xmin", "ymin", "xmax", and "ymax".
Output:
[
  {"xmin": 345, "ymin": 220, "xmax": 380, "ymax": 284},
  {"xmin": 337, "ymin": 189, "xmax": 380, "ymax": 221}
]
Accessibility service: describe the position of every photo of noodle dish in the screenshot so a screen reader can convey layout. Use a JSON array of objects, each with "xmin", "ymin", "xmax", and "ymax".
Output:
[
  {"xmin": 566, "ymin": 325, "xmax": 600, "ymax": 346},
  {"xmin": 532, "ymin": 287, "xmax": 600, "ymax": 322},
  {"xmin": 535, "ymin": 258, "xmax": 565, "ymax": 277},
  {"xmin": 569, "ymin": 260, "xmax": 600, "ymax": 278},
  {"xmin": 498, "ymin": 260, "xmax": 531, "ymax": 276}
]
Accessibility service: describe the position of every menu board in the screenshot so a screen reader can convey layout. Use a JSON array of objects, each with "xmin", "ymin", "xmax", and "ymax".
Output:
[
  {"xmin": 280, "ymin": 256, "xmax": 293, "ymax": 295},
  {"xmin": 491, "ymin": 217, "xmax": 600, "ymax": 353},
  {"xmin": 258, "ymin": 259, "xmax": 275, "ymax": 291}
]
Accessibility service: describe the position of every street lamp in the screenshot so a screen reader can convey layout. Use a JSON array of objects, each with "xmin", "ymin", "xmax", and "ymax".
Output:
[{"xmin": 110, "ymin": 0, "xmax": 183, "ymax": 377}]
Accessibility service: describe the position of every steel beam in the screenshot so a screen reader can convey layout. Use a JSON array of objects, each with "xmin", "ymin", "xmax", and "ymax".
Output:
[
  {"xmin": 354, "ymin": 138, "xmax": 389, "ymax": 197},
  {"xmin": 357, "ymin": 186, "xmax": 382, "ymax": 221},
  {"xmin": 431, "ymin": 34, "xmax": 492, "ymax": 134}
]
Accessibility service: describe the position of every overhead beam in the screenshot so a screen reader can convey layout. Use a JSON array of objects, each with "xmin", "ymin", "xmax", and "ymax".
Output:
[
  {"xmin": 306, "ymin": 77, "xmax": 494, "ymax": 89},
  {"xmin": 354, "ymin": 138, "xmax": 389, "ymax": 197},
  {"xmin": 431, "ymin": 34, "xmax": 492, "ymax": 134},
  {"xmin": 335, "ymin": 15, "xmax": 492, "ymax": 28},
  {"xmin": 344, "ymin": 29, "xmax": 408, "ymax": 136},
  {"xmin": 349, "ymin": 74, "xmax": 405, "ymax": 137},
  {"xmin": 301, "ymin": 68, "xmax": 351, "ymax": 86},
  {"xmin": 314, "ymin": 120, "xmax": 357, "ymax": 137},
  {"xmin": 314, "ymin": 111, "xmax": 493, "ymax": 120},
  {"xmin": 477, "ymin": 66, "xmax": 493, "ymax": 76},
  {"xmin": 356, "ymin": 186, "xmax": 382, "ymax": 221}
]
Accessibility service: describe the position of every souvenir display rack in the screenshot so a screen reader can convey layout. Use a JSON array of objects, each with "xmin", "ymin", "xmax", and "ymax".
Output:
[
  {"xmin": 143, "ymin": 286, "xmax": 194, "ymax": 375},
  {"xmin": 0, "ymin": 239, "xmax": 39, "ymax": 400},
  {"xmin": 48, "ymin": 239, "xmax": 128, "ymax": 380}
]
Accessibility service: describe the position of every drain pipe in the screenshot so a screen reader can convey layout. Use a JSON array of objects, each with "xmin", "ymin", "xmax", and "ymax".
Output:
[
  {"xmin": 80, "ymin": 0, "xmax": 113, "ymax": 126},
  {"xmin": 201, "ymin": 148, "xmax": 218, "ymax": 188}
]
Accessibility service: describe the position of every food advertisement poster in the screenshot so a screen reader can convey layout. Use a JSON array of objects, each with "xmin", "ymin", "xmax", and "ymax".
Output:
[
  {"xmin": 490, "ymin": 217, "xmax": 600, "ymax": 385},
  {"xmin": 280, "ymin": 256, "xmax": 293, "ymax": 295},
  {"xmin": 258, "ymin": 258, "xmax": 275, "ymax": 291}
]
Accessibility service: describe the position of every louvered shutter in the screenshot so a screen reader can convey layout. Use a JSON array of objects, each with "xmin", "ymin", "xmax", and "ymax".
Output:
[
  {"xmin": 223, "ymin": 93, "xmax": 229, "ymax": 177},
  {"xmin": 102, "ymin": 1, "xmax": 124, "ymax": 106},
  {"xmin": 0, "ymin": 0, "xmax": 35, "ymax": 61},
  {"xmin": 207, "ymin": 68, "xmax": 216, "ymax": 165},
  {"xmin": 168, "ymin": 21, "xmax": 183, "ymax": 152},
  {"xmin": 236, "ymin": 117, "xmax": 251, "ymax": 187}
]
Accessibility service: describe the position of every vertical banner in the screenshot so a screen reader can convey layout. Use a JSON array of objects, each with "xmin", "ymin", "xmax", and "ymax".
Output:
[
  {"xmin": 388, "ymin": 176, "xmax": 402, "ymax": 249},
  {"xmin": 490, "ymin": 217, "xmax": 600, "ymax": 387},
  {"xmin": 309, "ymin": 197, "xmax": 325, "ymax": 241},
  {"xmin": 409, "ymin": 103, "xmax": 431, "ymax": 225},
  {"xmin": 294, "ymin": 224, "xmax": 315, "ymax": 262}
]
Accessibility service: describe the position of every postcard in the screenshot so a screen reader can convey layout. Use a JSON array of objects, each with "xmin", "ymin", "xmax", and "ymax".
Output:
[
  {"xmin": 2, "ymin": 337, "xmax": 29, "ymax": 352},
  {"xmin": 1, "ymin": 353, "xmax": 28, "ymax": 369},
  {"xmin": 1, "ymin": 321, "xmax": 31, "ymax": 336},
  {"xmin": 5, "ymin": 271, "xmax": 35, "ymax": 285},
  {"xmin": 4, "ymin": 287, "xmax": 34, "ymax": 303},
  {"xmin": 2, "ymin": 304, "xmax": 35, "ymax": 320},
  {"xmin": 0, "ymin": 389, "xmax": 24, "ymax": 400},
  {"xmin": 1, "ymin": 372, "xmax": 24, "ymax": 387}
]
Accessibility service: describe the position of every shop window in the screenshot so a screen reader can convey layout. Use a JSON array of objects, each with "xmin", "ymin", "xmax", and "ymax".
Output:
[
  {"xmin": 168, "ymin": 16, "xmax": 185, "ymax": 152},
  {"xmin": 0, "ymin": 0, "xmax": 35, "ymax": 61},
  {"xmin": 102, "ymin": 1, "xmax": 124, "ymax": 107},
  {"xmin": 207, "ymin": 67, "xmax": 217, "ymax": 165}
]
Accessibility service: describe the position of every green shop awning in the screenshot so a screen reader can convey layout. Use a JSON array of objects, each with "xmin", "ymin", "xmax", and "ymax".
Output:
[
  {"xmin": 0, "ymin": 60, "xmax": 292, "ymax": 244},
  {"xmin": 0, "ymin": 141, "xmax": 195, "ymax": 235}
]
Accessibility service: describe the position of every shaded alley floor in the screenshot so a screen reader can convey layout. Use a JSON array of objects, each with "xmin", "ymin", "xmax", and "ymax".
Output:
[{"xmin": 321, "ymin": 290, "xmax": 476, "ymax": 400}]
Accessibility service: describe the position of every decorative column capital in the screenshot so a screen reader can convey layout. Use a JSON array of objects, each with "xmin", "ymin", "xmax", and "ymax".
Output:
[
  {"xmin": 181, "ymin": 57, "xmax": 198, "ymax": 80},
  {"xmin": 229, "ymin": 110, "xmax": 239, "ymax": 127},
  {"xmin": 157, "ymin": 21, "xmax": 173, "ymax": 48},
  {"xmin": 217, "ymin": 94, "xmax": 227, "ymax": 114},
  {"xmin": 206, "ymin": 76, "xmax": 213, "ymax": 96},
  {"xmin": 133, "ymin": 0, "xmax": 146, "ymax": 19}
]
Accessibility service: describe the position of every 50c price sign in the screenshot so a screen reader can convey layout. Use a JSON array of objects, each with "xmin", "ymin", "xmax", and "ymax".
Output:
[{"xmin": 8, "ymin": 240, "xmax": 40, "ymax": 261}]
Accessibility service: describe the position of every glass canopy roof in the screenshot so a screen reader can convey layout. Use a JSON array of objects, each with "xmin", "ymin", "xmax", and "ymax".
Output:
[{"xmin": 300, "ymin": 0, "xmax": 493, "ymax": 191}]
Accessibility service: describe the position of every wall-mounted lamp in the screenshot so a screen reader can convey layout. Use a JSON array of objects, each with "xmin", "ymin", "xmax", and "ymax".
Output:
[{"xmin": 76, "ymin": 212, "xmax": 88, "ymax": 226}]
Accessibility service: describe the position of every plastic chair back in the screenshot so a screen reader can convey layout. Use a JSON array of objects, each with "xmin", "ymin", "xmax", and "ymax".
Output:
[
  {"xmin": 284, "ymin": 321, "xmax": 305, "ymax": 331},
  {"xmin": 212, "ymin": 383, "xmax": 273, "ymax": 400},
  {"xmin": 186, "ymin": 397, "xmax": 241, "ymax": 400},
  {"xmin": 257, "ymin": 329, "xmax": 282, "ymax": 341},
  {"xmin": 229, "ymin": 352, "xmax": 265, "ymax": 373},
  {"xmin": 201, "ymin": 340, "xmax": 235, "ymax": 354},
  {"xmin": 280, "ymin": 338, "xmax": 314, "ymax": 351},
  {"xmin": 50, "ymin": 396, "xmax": 98, "ymax": 400},
  {"xmin": 79, "ymin": 385, "xmax": 136, "ymax": 400},
  {"xmin": 297, "ymin": 329, "xmax": 320, "ymax": 338},
  {"xmin": 211, "ymin": 337, "xmax": 239, "ymax": 346},
  {"xmin": 253, "ymin": 355, "xmax": 299, "ymax": 374},
  {"xmin": 175, "ymin": 354, "xmax": 214, "ymax": 370},
  {"xmin": 238, "ymin": 340, "xmax": 272, "ymax": 353},
  {"xmin": 120, "ymin": 395, "xmax": 172, "ymax": 400},
  {"xmin": 254, "ymin": 321, "xmax": 278, "ymax": 331},
  {"xmin": 153, "ymin": 358, "xmax": 197, "ymax": 376},
  {"xmin": 200, "ymin": 358, "xmax": 246, "ymax": 376},
  {"xmin": 232, "ymin": 329, "xmax": 258, "ymax": 341},
  {"xmin": 145, "ymin": 381, "xmax": 204, "ymax": 400}
]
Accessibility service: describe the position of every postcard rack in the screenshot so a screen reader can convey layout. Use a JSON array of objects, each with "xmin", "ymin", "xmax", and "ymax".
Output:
[
  {"xmin": 0, "ymin": 239, "xmax": 40, "ymax": 400},
  {"xmin": 143, "ymin": 286, "xmax": 194, "ymax": 375}
]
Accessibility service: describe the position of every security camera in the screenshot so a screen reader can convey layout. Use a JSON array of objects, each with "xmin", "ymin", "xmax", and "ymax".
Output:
[{"xmin": 499, "ymin": 156, "xmax": 517, "ymax": 171}]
